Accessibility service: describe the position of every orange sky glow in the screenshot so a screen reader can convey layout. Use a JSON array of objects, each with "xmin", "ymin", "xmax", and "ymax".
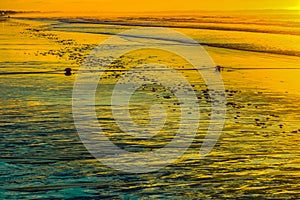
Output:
[{"xmin": 1, "ymin": 0, "xmax": 300, "ymax": 12}]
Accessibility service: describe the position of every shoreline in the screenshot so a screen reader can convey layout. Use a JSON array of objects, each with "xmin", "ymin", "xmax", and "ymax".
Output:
[
  {"xmin": 2, "ymin": 17, "xmax": 300, "ymax": 96},
  {"xmin": 12, "ymin": 16, "xmax": 300, "ymax": 58}
]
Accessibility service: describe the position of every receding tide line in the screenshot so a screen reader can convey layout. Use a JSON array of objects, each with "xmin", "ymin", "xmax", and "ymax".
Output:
[
  {"xmin": 225, "ymin": 67, "xmax": 300, "ymax": 71},
  {"xmin": 0, "ymin": 71, "xmax": 62, "ymax": 75},
  {"xmin": 0, "ymin": 67, "xmax": 299, "ymax": 75}
]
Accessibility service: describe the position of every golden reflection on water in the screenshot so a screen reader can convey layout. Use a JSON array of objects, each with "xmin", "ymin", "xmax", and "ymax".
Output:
[
  {"xmin": 0, "ymin": 17, "xmax": 299, "ymax": 198},
  {"xmin": 95, "ymin": 49, "xmax": 210, "ymax": 152}
]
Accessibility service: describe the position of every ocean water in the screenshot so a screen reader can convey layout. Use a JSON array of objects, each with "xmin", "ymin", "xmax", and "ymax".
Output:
[{"xmin": 0, "ymin": 11, "xmax": 300, "ymax": 199}]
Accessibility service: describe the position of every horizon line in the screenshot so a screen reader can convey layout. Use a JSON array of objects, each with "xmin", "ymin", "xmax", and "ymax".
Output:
[{"xmin": 1, "ymin": 8, "xmax": 300, "ymax": 14}]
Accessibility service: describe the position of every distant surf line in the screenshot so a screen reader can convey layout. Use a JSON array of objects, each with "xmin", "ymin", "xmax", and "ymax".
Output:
[
  {"xmin": 57, "ymin": 18, "xmax": 300, "ymax": 37},
  {"xmin": 49, "ymin": 26, "xmax": 300, "ymax": 58},
  {"xmin": 14, "ymin": 17, "xmax": 300, "ymax": 58}
]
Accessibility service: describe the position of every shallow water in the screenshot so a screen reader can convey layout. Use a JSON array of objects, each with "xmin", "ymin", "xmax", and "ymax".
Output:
[{"xmin": 0, "ymin": 14, "xmax": 300, "ymax": 199}]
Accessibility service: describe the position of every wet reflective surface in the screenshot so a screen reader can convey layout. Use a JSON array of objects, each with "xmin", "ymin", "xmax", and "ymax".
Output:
[{"xmin": 0, "ymin": 13, "xmax": 300, "ymax": 199}]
